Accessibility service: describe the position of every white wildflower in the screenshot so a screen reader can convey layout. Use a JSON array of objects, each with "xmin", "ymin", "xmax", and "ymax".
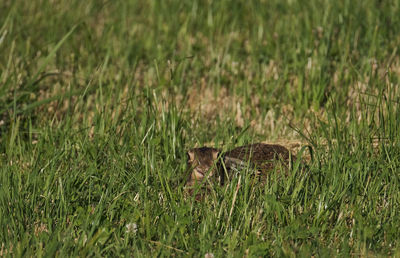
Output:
[{"xmin": 125, "ymin": 223, "xmax": 138, "ymax": 234}]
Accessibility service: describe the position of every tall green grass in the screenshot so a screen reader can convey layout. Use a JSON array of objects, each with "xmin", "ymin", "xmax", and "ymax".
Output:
[{"xmin": 1, "ymin": 0, "xmax": 400, "ymax": 256}]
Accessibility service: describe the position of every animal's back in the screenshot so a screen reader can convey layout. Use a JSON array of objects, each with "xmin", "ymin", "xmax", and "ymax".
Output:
[{"xmin": 222, "ymin": 143, "xmax": 295, "ymax": 175}]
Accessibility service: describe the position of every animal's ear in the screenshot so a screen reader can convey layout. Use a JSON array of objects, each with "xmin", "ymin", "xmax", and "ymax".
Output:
[
  {"xmin": 187, "ymin": 150, "xmax": 195, "ymax": 161},
  {"xmin": 212, "ymin": 149, "xmax": 219, "ymax": 160}
]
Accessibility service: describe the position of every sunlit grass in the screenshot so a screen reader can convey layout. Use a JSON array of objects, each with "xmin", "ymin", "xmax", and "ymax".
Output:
[{"xmin": 0, "ymin": 0, "xmax": 400, "ymax": 256}]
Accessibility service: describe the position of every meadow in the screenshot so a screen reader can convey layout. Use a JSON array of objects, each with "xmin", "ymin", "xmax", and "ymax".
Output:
[{"xmin": 1, "ymin": 0, "xmax": 400, "ymax": 256}]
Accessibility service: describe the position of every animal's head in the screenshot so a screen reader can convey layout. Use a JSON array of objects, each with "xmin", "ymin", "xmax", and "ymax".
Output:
[{"xmin": 185, "ymin": 147, "xmax": 220, "ymax": 188}]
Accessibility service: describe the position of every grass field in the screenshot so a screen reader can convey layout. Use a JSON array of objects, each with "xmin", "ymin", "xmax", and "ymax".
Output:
[{"xmin": 1, "ymin": 0, "xmax": 400, "ymax": 256}]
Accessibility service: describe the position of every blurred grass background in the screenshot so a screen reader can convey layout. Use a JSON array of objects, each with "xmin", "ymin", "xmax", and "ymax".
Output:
[{"xmin": 1, "ymin": 0, "xmax": 400, "ymax": 256}]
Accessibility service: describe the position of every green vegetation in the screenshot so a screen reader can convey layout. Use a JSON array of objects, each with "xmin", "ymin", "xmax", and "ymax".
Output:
[{"xmin": 1, "ymin": 0, "xmax": 400, "ymax": 256}]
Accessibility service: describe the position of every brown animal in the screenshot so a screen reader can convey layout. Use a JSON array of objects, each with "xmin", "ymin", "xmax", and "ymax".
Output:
[
  {"xmin": 185, "ymin": 143, "xmax": 296, "ymax": 196},
  {"xmin": 185, "ymin": 147, "xmax": 219, "ymax": 198}
]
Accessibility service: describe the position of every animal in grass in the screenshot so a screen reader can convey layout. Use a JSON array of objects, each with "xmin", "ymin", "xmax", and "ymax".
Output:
[{"xmin": 185, "ymin": 143, "xmax": 296, "ymax": 197}]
